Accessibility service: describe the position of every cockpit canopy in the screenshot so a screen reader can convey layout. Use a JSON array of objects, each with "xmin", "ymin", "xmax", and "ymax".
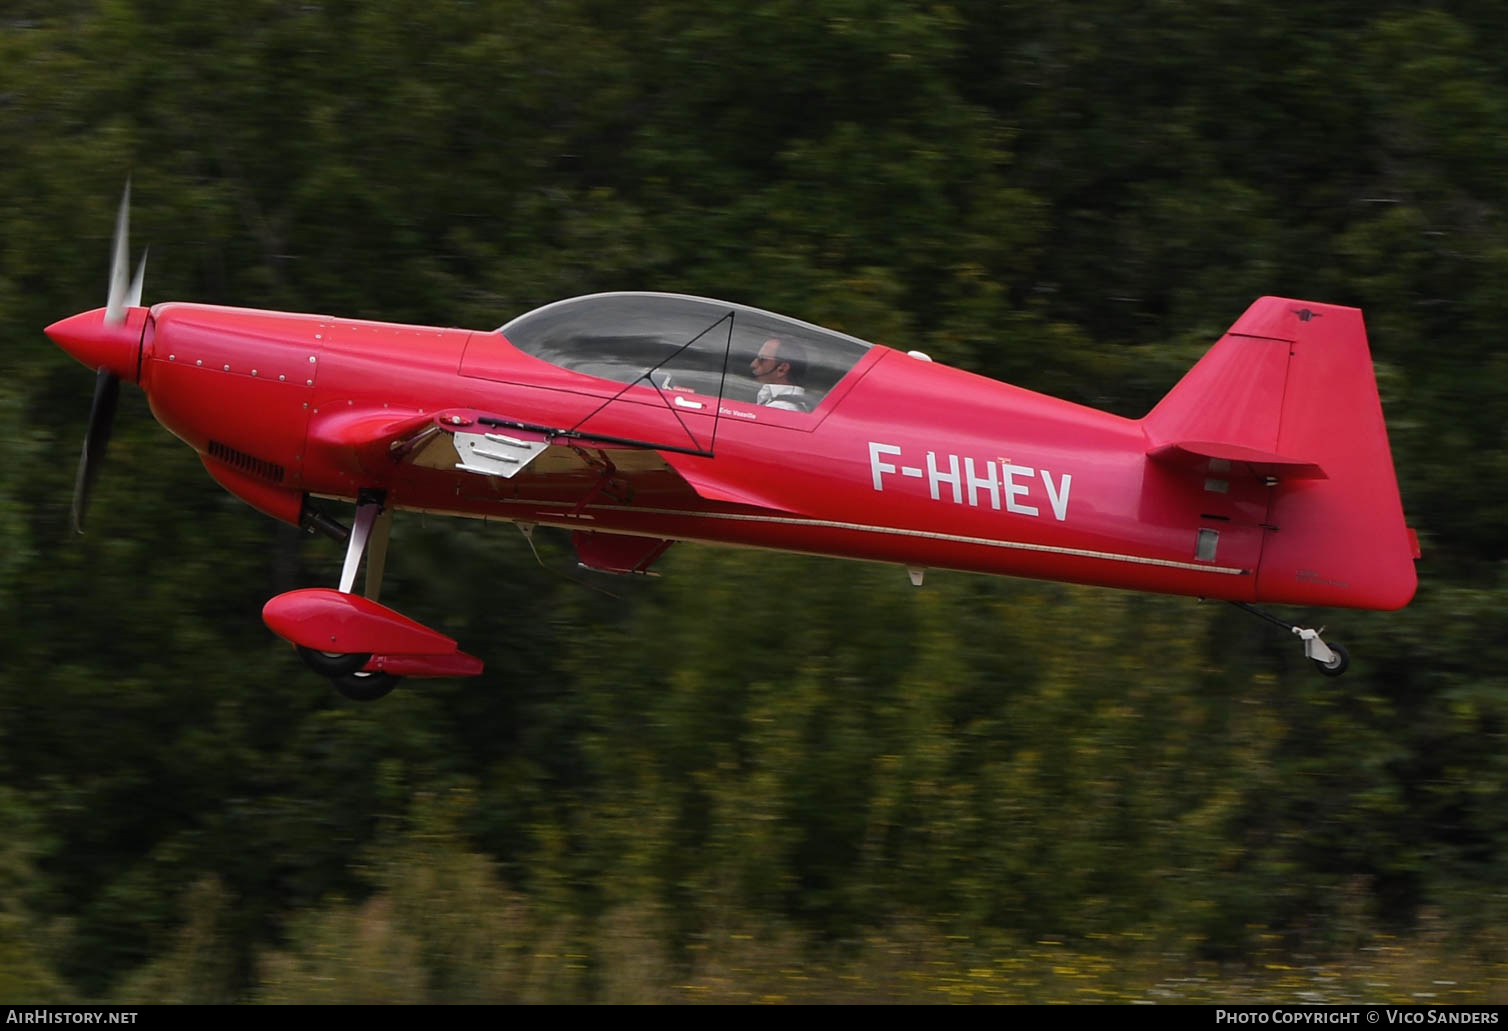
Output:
[{"xmin": 498, "ymin": 292, "xmax": 872, "ymax": 407}]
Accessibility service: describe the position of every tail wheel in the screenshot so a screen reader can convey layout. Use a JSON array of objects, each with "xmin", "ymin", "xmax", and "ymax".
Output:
[{"xmin": 1314, "ymin": 642, "xmax": 1350, "ymax": 677}]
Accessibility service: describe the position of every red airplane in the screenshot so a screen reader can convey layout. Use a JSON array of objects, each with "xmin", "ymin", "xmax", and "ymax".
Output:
[{"xmin": 46, "ymin": 188, "xmax": 1418, "ymax": 699}]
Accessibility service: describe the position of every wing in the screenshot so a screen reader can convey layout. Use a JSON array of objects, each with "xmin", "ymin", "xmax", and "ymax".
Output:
[
  {"xmin": 308, "ymin": 405, "xmax": 796, "ymax": 509},
  {"xmin": 303, "ymin": 405, "xmax": 800, "ymax": 573}
]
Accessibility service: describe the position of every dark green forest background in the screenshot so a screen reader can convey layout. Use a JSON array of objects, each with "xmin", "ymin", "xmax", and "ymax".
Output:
[{"xmin": 3, "ymin": 0, "xmax": 1507, "ymax": 1003}]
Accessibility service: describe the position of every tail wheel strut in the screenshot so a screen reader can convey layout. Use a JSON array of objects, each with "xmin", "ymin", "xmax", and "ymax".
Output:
[{"xmin": 1230, "ymin": 601, "xmax": 1350, "ymax": 677}]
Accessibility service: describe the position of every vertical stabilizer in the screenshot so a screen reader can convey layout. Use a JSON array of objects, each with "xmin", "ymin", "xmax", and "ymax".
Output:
[{"xmin": 1143, "ymin": 298, "xmax": 1416, "ymax": 610}]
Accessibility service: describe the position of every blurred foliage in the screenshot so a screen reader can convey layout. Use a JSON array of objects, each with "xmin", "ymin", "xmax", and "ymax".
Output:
[{"xmin": 2, "ymin": 0, "xmax": 1507, "ymax": 1002}]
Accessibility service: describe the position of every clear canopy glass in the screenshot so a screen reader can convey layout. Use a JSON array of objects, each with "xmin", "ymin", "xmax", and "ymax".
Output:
[{"xmin": 499, "ymin": 292, "xmax": 872, "ymax": 407}]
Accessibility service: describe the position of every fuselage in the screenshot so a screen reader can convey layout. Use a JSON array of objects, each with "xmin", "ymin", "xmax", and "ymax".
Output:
[{"xmin": 123, "ymin": 297, "xmax": 1305, "ymax": 606}]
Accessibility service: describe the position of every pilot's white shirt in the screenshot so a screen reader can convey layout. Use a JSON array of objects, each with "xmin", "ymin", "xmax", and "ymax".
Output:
[{"xmin": 756, "ymin": 383, "xmax": 808, "ymax": 411}]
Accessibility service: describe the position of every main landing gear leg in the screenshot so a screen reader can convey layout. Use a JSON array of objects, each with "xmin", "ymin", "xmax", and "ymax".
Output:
[
  {"xmin": 305, "ymin": 490, "xmax": 402, "ymax": 700},
  {"xmin": 1230, "ymin": 601, "xmax": 1351, "ymax": 677},
  {"xmin": 271, "ymin": 494, "xmax": 482, "ymax": 699},
  {"xmin": 338, "ymin": 490, "xmax": 388, "ymax": 595}
]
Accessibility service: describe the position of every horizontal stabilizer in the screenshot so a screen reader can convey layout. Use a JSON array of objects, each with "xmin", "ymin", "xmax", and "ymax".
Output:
[{"xmin": 1147, "ymin": 440, "xmax": 1327, "ymax": 481}]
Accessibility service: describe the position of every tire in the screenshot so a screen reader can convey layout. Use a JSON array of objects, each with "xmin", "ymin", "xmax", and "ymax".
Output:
[
  {"xmin": 331, "ymin": 670, "xmax": 401, "ymax": 701},
  {"xmin": 297, "ymin": 646, "xmax": 372, "ymax": 678},
  {"xmin": 1314, "ymin": 642, "xmax": 1350, "ymax": 678}
]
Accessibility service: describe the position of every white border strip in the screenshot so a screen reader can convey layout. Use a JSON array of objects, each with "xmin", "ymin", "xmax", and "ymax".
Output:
[{"xmin": 482, "ymin": 498, "xmax": 1248, "ymax": 576}]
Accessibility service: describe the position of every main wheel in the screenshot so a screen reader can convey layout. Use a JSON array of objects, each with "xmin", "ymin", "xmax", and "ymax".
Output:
[
  {"xmin": 297, "ymin": 646, "xmax": 372, "ymax": 678},
  {"xmin": 1314, "ymin": 642, "xmax": 1350, "ymax": 677},
  {"xmin": 331, "ymin": 670, "xmax": 401, "ymax": 701}
]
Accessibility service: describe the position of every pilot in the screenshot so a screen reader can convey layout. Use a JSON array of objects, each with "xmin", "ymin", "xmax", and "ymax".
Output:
[{"xmin": 750, "ymin": 337, "xmax": 811, "ymax": 412}]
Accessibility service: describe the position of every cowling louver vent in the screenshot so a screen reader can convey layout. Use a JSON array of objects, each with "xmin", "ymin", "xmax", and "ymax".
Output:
[{"xmin": 208, "ymin": 440, "xmax": 285, "ymax": 483}]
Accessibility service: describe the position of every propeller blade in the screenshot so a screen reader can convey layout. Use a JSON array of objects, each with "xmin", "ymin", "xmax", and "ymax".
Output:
[
  {"xmin": 104, "ymin": 179, "xmax": 131, "ymax": 326},
  {"xmin": 127, "ymin": 247, "xmax": 147, "ymax": 309},
  {"xmin": 72, "ymin": 369, "xmax": 120, "ymax": 534}
]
